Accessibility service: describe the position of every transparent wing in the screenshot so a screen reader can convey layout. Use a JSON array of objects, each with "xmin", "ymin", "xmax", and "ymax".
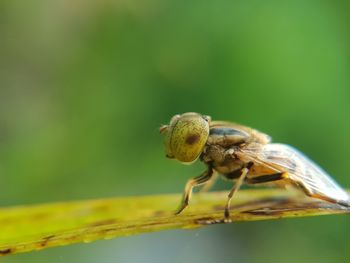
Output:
[{"xmin": 239, "ymin": 143, "xmax": 349, "ymax": 205}]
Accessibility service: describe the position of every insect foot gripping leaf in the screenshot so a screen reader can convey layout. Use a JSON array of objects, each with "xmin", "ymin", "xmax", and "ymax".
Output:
[{"xmin": 161, "ymin": 112, "xmax": 350, "ymax": 219}]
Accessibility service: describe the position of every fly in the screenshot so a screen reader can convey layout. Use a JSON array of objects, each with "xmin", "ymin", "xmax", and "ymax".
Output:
[{"xmin": 160, "ymin": 112, "xmax": 350, "ymax": 220}]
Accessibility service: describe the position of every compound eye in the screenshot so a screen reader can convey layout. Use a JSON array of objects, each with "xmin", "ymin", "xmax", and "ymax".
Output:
[{"xmin": 166, "ymin": 113, "xmax": 210, "ymax": 163}]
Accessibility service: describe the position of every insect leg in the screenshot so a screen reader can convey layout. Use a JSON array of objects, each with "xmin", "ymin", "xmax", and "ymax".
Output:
[
  {"xmin": 199, "ymin": 171, "xmax": 218, "ymax": 192},
  {"xmin": 224, "ymin": 167, "xmax": 249, "ymax": 219},
  {"xmin": 175, "ymin": 166, "xmax": 214, "ymax": 215}
]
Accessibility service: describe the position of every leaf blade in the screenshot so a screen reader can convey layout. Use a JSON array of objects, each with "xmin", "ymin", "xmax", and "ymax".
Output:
[{"xmin": 0, "ymin": 189, "xmax": 349, "ymax": 256}]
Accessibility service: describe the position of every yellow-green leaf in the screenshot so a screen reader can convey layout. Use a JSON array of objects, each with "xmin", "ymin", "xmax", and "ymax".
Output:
[{"xmin": 0, "ymin": 189, "xmax": 349, "ymax": 256}]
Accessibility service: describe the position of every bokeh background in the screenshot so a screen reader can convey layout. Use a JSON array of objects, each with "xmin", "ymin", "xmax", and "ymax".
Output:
[{"xmin": 1, "ymin": 0, "xmax": 350, "ymax": 262}]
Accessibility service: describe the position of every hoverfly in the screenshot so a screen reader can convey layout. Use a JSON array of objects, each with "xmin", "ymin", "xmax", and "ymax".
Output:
[{"xmin": 160, "ymin": 112, "xmax": 350, "ymax": 219}]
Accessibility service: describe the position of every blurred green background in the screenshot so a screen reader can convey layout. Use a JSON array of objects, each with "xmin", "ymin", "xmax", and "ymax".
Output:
[{"xmin": 1, "ymin": 0, "xmax": 350, "ymax": 262}]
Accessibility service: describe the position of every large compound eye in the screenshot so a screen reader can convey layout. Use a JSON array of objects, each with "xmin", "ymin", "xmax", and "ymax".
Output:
[{"xmin": 161, "ymin": 112, "xmax": 210, "ymax": 163}]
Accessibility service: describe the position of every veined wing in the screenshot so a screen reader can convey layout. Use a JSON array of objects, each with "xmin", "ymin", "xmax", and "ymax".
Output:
[{"xmin": 238, "ymin": 143, "xmax": 350, "ymax": 206}]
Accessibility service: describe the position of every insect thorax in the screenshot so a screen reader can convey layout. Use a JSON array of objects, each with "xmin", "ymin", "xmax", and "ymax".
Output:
[{"xmin": 200, "ymin": 127, "xmax": 250, "ymax": 175}]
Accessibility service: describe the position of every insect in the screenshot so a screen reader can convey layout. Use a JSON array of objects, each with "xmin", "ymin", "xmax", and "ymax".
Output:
[{"xmin": 160, "ymin": 112, "xmax": 350, "ymax": 219}]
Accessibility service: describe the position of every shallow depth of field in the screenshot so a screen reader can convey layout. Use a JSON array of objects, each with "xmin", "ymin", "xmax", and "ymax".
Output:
[{"xmin": 1, "ymin": 1, "xmax": 350, "ymax": 262}]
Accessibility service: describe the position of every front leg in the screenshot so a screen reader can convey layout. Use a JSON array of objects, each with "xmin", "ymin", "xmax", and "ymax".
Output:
[
  {"xmin": 199, "ymin": 171, "xmax": 218, "ymax": 192},
  {"xmin": 175, "ymin": 166, "xmax": 214, "ymax": 215}
]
